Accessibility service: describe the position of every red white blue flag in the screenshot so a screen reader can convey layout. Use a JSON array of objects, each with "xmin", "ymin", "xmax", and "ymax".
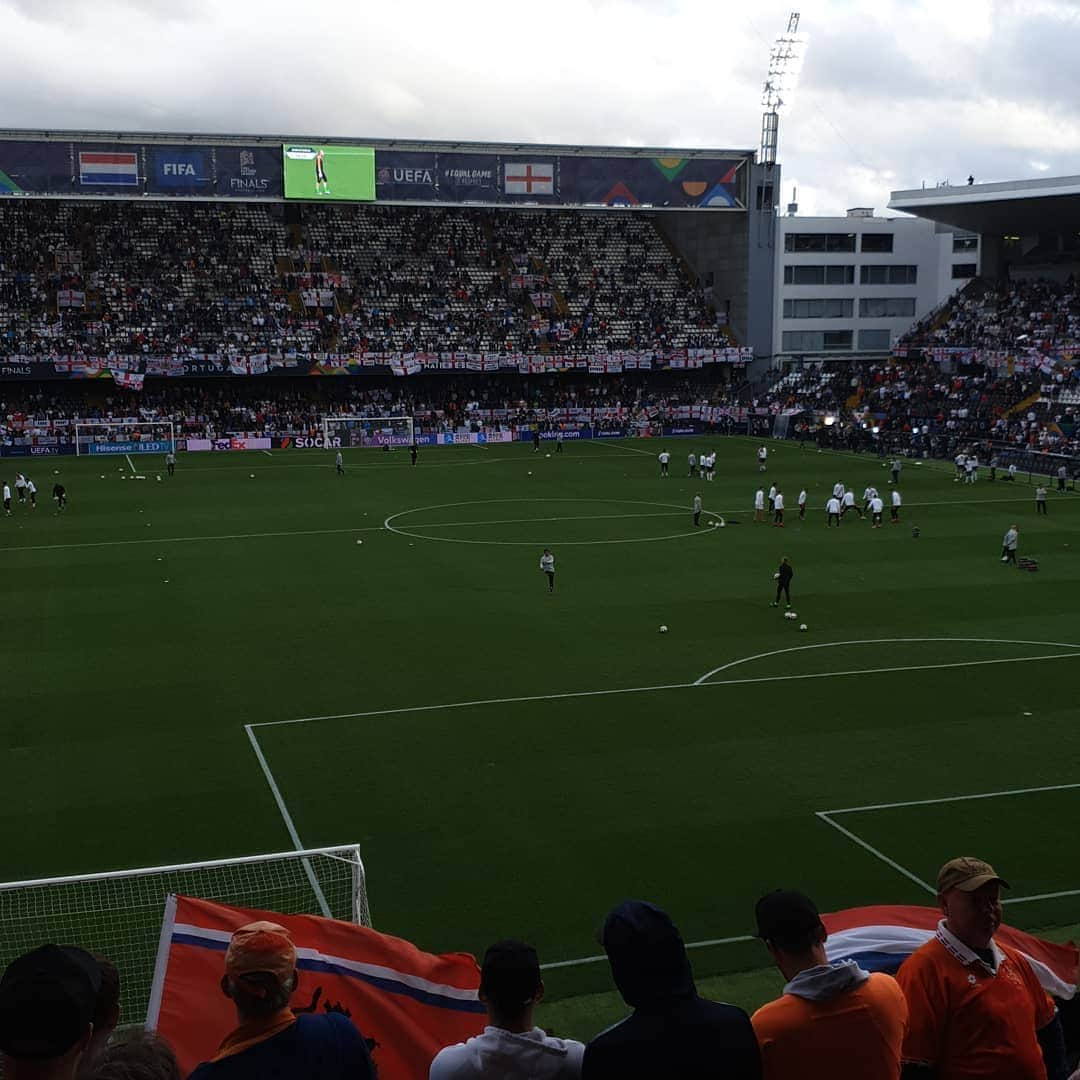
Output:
[{"xmin": 822, "ymin": 905, "xmax": 1078, "ymax": 1000}]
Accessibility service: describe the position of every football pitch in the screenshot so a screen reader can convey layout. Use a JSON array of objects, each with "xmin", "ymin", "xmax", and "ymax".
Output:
[{"xmin": 3, "ymin": 436, "xmax": 1079, "ymax": 1005}]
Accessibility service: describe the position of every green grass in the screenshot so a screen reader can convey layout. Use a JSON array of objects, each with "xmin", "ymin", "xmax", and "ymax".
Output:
[{"xmin": 2, "ymin": 436, "xmax": 1078, "ymax": 1021}]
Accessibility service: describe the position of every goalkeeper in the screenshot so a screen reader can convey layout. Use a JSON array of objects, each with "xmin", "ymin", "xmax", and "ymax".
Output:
[{"xmin": 770, "ymin": 557, "xmax": 793, "ymax": 609}]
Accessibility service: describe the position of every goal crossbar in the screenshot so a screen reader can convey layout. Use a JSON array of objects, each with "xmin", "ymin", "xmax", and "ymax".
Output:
[{"xmin": 0, "ymin": 844, "xmax": 370, "ymax": 1026}]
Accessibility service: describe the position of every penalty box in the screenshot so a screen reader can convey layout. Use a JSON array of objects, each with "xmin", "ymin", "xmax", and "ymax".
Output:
[{"xmin": 816, "ymin": 782, "xmax": 1080, "ymax": 904}]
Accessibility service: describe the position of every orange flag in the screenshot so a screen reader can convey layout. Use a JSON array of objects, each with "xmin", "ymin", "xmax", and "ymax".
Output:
[{"xmin": 148, "ymin": 895, "xmax": 484, "ymax": 1078}]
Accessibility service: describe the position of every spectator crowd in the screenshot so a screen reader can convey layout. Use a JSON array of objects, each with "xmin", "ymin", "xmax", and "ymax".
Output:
[{"xmin": 2, "ymin": 855, "xmax": 1077, "ymax": 1078}]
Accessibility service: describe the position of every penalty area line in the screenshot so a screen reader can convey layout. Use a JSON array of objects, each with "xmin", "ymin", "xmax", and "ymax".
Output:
[{"xmin": 125, "ymin": 454, "xmax": 137, "ymax": 475}]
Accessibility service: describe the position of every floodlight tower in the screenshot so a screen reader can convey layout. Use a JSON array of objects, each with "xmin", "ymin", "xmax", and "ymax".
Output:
[{"xmin": 761, "ymin": 12, "xmax": 806, "ymax": 170}]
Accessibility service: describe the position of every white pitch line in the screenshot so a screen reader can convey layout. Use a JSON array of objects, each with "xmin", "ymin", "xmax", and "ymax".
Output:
[
  {"xmin": 541, "ymin": 934, "xmax": 755, "ymax": 971},
  {"xmin": 125, "ymin": 454, "xmax": 137, "ymax": 474},
  {"xmin": 816, "ymin": 812, "xmax": 936, "ymax": 894},
  {"xmin": 405, "ymin": 511, "xmax": 685, "ymax": 530},
  {"xmin": 821, "ymin": 780, "xmax": 1080, "ymax": 817},
  {"xmin": 244, "ymin": 725, "xmax": 331, "ymax": 918},
  {"xmin": 0, "ymin": 525, "xmax": 385, "ymax": 554},
  {"xmin": 262, "ymin": 450, "xmax": 273, "ymax": 458},
  {"xmin": 1003, "ymin": 888, "xmax": 1080, "ymax": 906},
  {"xmin": 694, "ymin": 637, "xmax": 1080, "ymax": 686}
]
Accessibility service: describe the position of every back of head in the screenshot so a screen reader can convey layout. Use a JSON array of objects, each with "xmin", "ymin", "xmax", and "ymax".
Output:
[
  {"xmin": 0, "ymin": 945, "xmax": 101, "ymax": 1064},
  {"xmin": 600, "ymin": 900, "xmax": 694, "ymax": 1008},
  {"xmin": 79, "ymin": 1032, "xmax": 180, "ymax": 1080},
  {"xmin": 479, "ymin": 941, "xmax": 541, "ymax": 1018},
  {"xmin": 223, "ymin": 922, "xmax": 298, "ymax": 1017},
  {"xmin": 754, "ymin": 890, "xmax": 825, "ymax": 954}
]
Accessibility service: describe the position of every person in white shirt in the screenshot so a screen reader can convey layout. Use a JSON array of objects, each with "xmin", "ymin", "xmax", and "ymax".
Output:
[
  {"xmin": 798, "ymin": 488, "xmax": 807, "ymax": 520},
  {"xmin": 704, "ymin": 452, "xmax": 716, "ymax": 482},
  {"xmin": 832, "ymin": 481, "xmax": 845, "ymax": 501},
  {"xmin": 955, "ymin": 452, "xmax": 967, "ymax": 479},
  {"xmin": 335, "ymin": 450, "xmax": 344, "ymax": 476},
  {"xmin": 773, "ymin": 489, "xmax": 785, "ymax": 528},
  {"xmin": 26, "ymin": 478, "xmax": 37, "ymax": 510},
  {"xmin": 693, "ymin": 493, "xmax": 703, "ymax": 527},
  {"xmin": 540, "ymin": 549, "xmax": 555, "ymax": 593},
  {"xmin": 826, "ymin": 496, "xmax": 842, "ymax": 527},
  {"xmin": 891, "ymin": 488, "xmax": 901, "ymax": 523},
  {"xmin": 1007, "ymin": 463, "xmax": 1017, "ymax": 481},
  {"xmin": 965, "ymin": 457, "xmax": 977, "ymax": 484},
  {"xmin": 165, "ymin": 450, "xmax": 176, "ymax": 477},
  {"xmin": 758, "ymin": 445, "xmax": 767, "ymax": 472},
  {"xmin": 2, "ymin": 482, "xmax": 10, "ymax": 516},
  {"xmin": 841, "ymin": 489, "xmax": 861, "ymax": 519},
  {"xmin": 430, "ymin": 941, "xmax": 583, "ymax": 1080},
  {"xmin": 14, "ymin": 473, "xmax": 26, "ymax": 504},
  {"xmin": 768, "ymin": 483, "xmax": 777, "ymax": 512},
  {"xmin": 1001, "ymin": 525, "xmax": 1019, "ymax": 565},
  {"xmin": 754, "ymin": 487, "xmax": 765, "ymax": 523},
  {"xmin": 863, "ymin": 486, "xmax": 877, "ymax": 513},
  {"xmin": 687, "ymin": 451, "xmax": 697, "ymax": 478},
  {"xmin": 658, "ymin": 450, "xmax": 670, "ymax": 478},
  {"xmin": 869, "ymin": 495, "xmax": 885, "ymax": 528}
]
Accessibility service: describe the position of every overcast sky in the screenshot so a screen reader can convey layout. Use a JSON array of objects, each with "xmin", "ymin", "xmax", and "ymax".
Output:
[{"xmin": 1, "ymin": 0, "xmax": 1077, "ymax": 215}]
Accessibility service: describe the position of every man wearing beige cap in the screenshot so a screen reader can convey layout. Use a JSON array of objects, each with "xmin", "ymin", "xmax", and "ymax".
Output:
[
  {"xmin": 896, "ymin": 857, "xmax": 1068, "ymax": 1080},
  {"xmin": 189, "ymin": 921, "xmax": 375, "ymax": 1079}
]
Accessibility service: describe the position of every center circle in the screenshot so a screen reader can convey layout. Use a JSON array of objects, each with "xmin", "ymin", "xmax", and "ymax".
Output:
[{"xmin": 383, "ymin": 498, "xmax": 724, "ymax": 547}]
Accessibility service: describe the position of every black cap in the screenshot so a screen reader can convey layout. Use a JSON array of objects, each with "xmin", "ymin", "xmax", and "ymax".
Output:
[
  {"xmin": 754, "ymin": 890, "xmax": 824, "ymax": 952},
  {"xmin": 0, "ymin": 945, "xmax": 101, "ymax": 1060},
  {"xmin": 479, "ymin": 941, "xmax": 540, "ymax": 1013}
]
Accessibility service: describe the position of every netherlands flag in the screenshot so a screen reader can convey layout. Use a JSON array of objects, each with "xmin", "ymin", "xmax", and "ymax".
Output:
[
  {"xmin": 79, "ymin": 151, "xmax": 139, "ymax": 186},
  {"xmin": 823, "ymin": 905, "xmax": 1078, "ymax": 1000}
]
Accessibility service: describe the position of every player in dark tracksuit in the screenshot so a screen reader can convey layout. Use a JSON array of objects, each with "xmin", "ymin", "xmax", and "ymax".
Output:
[
  {"xmin": 52, "ymin": 482, "xmax": 67, "ymax": 510},
  {"xmin": 533, "ymin": 429, "xmax": 541, "ymax": 453},
  {"xmin": 410, "ymin": 442, "xmax": 418, "ymax": 466},
  {"xmin": 770, "ymin": 557, "xmax": 793, "ymax": 608}
]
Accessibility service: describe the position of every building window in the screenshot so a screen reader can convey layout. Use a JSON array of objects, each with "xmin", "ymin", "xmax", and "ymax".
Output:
[
  {"xmin": 783, "ymin": 264, "xmax": 855, "ymax": 285},
  {"xmin": 860, "ymin": 264, "xmax": 918, "ymax": 285},
  {"xmin": 861, "ymin": 233, "xmax": 894, "ymax": 253},
  {"xmin": 953, "ymin": 235, "xmax": 979, "ymax": 253},
  {"xmin": 783, "ymin": 298, "xmax": 854, "ymax": 319},
  {"xmin": 782, "ymin": 331, "xmax": 823, "ymax": 351},
  {"xmin": 823, "ymin": 330, "xmax": 853, "ymax": 350},
  {"xmin": 858, "ymin": 329, "xmax": 892, "ymax": 350},
  {"xmin": 951, "ymin": 263, "xmax": 977, "ymax": 279},
  {"xmin": 859, "ymin": 297, "xmax": 916, "ymax": 318},
  {"xmin": 784, "ymin": 232, "xmax": 857, "ymax": 253}
]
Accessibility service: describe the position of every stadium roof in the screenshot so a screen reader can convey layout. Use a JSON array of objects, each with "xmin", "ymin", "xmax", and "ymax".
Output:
[
  {"xmin": 0, "ymin": 127, "xmax": 755, "ymax": 161},
  {"xmin": 888, "ymin": 175, "xmax": 1080, "ymax": 234}
]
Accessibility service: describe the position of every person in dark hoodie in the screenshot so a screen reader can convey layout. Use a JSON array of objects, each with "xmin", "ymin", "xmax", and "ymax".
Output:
[
  {"xmin": 751, "ymin": 890, "xmax": 908, "ymax": 1080},
  {"xmin": 582, "ymin": 900, "xmax": 760, "ymax": 1079}
]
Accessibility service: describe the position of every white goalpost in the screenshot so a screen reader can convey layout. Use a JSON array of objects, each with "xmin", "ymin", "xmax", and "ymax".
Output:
[
  {"xmin": 0, "ymin": 844, "xmax": 370, "ymax": 1025},
  {"xmin": 322, "ymin": 415, "xmax": 414, "ymax": 450},
  {"xmin": 73, "ymin": 420, "xmax": 176, "ymax": 457}
]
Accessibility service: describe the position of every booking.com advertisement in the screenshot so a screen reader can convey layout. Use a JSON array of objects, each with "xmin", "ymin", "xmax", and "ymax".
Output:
[{"xmin": 283, "ymin": 144, "xmax": 375, "ymax": 201}]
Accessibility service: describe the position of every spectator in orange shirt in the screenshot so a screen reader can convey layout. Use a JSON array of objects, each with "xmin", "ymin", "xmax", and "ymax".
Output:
[
  {"xmin": 896, "ymin": 857, "xmax": 1068, "ymax": 1080},
  {"xmin": 751, "ymin": 889, "xmax": 907, "ymax": 1080}
]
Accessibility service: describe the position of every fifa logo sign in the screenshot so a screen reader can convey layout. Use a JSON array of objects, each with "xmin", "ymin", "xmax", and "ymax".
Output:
[{"xmin": 163, "ymin": 162, "xmax": 197, "ymax": 177}]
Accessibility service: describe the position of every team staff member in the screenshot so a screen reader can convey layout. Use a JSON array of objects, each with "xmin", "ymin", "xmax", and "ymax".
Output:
[
  {"xmin": 539, "ymin": 548, "xmax": 555, "ymax": 593},
  {"xmin": 410, "ymin": 441, "xmax": 419, "ymax": 466},
  {"xmin": 896, "ymin": 857, "xmax": 1067, "ymax": 1080},
  {"xmin": 1002, "ymin": 524, "xmax": 1019, "ymax": 565},
  {"xmin": 533, "ymin": 428, "xmax": 541, "ymax": 454},
  {"xmin": 770, "ymin": 557, "xmax": 793, "ymax": 608},
  {"xmin": 693, "ymin": 494, "xmax": 703, "ymax": 527},
  {"xmin": 1035, "ymin": 485, "xmax": 1048, "ymax": 514}
]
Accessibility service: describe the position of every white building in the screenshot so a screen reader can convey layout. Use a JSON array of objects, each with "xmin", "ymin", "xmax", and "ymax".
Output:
[{"xmin": 772, "ymin": 208, "xmax": 980, "ymax": 363}]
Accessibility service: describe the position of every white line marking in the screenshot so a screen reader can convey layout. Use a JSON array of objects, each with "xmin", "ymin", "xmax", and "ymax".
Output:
[
  {"xmin": 405, "ymin": 511, "xmax": 685, "ymax": 530},
  {"xmin": 0, "ymin": 525, "xmax": 385, "ymax": 555},
  {"xmin": 251, "ymin": 647, "xmax": 1080, "ymax": 730},
  {"xmin": 262, "ymin": 450, "xmax": 273, "ymax": 458},
  {"xmin": 541, "ymin": 934, "xmax": 755, "ymax": 971},
  {"xmin": 125, "ymin": 454, "xmax": 137, "ymax": 474},
  {"xmin": 694, "ymin": 638, "xmax": 1080, "ymax": 686},
  {"xmin": 1003, "ymin": 888, "xmax": 1080, "ymax": 905},
  {"xmin": 816, "ymin": 812, "xmax": 936, "ymax": 894},
  {"xmin": 821, "ymin": 781, "xmax": 1080, "ymax": 817},
  {"xmin": 584, "ymin": 440, "xmax": 655, "ymax": 457},
  {"xmin": 244, "ymin": 725, "xmax": 331, "ymax": 918}
]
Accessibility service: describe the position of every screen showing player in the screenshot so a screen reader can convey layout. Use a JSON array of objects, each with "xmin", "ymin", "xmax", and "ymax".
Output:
[{"xmin": 282, "ymin": 144, "xmax": 375, "ymax": 201}]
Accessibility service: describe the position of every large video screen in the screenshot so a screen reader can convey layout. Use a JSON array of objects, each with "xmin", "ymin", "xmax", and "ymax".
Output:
[{"xmin": 282, "ymin": 144, "xmax": 375, "ymax": 201}]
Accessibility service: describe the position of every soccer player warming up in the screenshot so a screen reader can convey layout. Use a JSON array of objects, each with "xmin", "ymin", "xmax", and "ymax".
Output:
[
  {"xmin": 758, "ymin": 445, "xmax": 768, "ymax": 472},
  {"xmin": 693, "ymin": 494, "xmax": 703, "ymax": 527},
  {"xmin": 2, "ymin": 481, "xmax": 10, "ymax": 516},
  {"xmin": 773, "ymin": 488, "xmax": 785, "ymax": 527},
  {"xmin": 335, "ymin": 450, "xmax": 344, "ymax": 475},
  {"xmin": 869, "ymin": 494, "xmax": 885, "ymax": 528},
  {"xmin": 658, "ymin": 450, "xmax": 670, "ymax": 477},
  {"xmin": 1001, "ymin": 524, "xmax": 1019, "ymax": 565},
  {"xmin": 540, "ymin": 548, "xmax": 555, "ymax": 593},
  {"xmin": 52, "ymin": 482, "xmax": 67, "ymax": 511},
  {"xmin": 165, "ymin": 450, "xmax": 176, "ymax": 477},
  {"xmin": 754, "ymin": 487, "xmax": 765, "ymax": 523},
  {"xmin": 826, "ymin": 495, "xmax": 841, "ymax": 527},
  {"xmin": 770, "ymin": 557, "xmax": 793, "ymax": 609}
]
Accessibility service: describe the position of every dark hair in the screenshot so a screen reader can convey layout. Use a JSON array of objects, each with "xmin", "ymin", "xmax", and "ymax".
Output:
[
  {"xmin": 227, "ymin": 971, "xmax": 296, "ymax": 1016},
  {"xmin": 91, "ymin": 955, "xmax": 121, "ymax": 1032},
  {"xmin": 80, "ymin": 1031, "xmax": 180, "ymax": 1080}
]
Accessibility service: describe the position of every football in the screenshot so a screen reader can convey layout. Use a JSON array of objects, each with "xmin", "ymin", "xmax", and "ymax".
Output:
[
  {"xmin": 773, "ymin": 572, "xmax": 780, "ymax": 579},
  {"xmin": 799, "ymin": 623, "xmax": 809, "ymax": 631},
  {"xmin": 249, "ymin": 473, "xmax": 255, "ymax": 478},
  {"xmin": 659, "ymin": 625, "xmax": 668, "ymax": 633},
  {"xmin": 784, "ymin": 611, "xmax": 798, "ymax": 620}
]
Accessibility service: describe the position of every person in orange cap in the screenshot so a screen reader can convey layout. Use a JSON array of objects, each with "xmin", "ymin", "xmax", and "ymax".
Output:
[{"xmin": 188, "ymin": 921, "xmax": 375, "ymax": 1080}]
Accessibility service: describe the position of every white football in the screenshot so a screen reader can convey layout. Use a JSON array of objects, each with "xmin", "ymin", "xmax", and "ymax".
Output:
[
  {"xmin": 249, "ymin": 474, "xmax": 255, "ymax": 479},
  {"xmin": 773, "ymin": 572, "xmax": 780, "ymax": 580},
  {"xmin": 545, "ymin": 453, "xmax": 551, "ymax": 458},
  {"xmin": 528, "ymin": 471, "xmax": 533, "ymax": 476},
  {"xmin": 659, "ymin": 625, "xmax": 668, "ymax": 633},
  {"xmin": 799, "ymin": 623, "xmax": 808, "ymax": 631}
]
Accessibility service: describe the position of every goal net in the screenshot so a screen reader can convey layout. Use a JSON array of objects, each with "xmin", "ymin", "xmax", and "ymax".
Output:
[
  {"xmin": 74, "ymin": 420, "xmax": 176, "ymax": 457},
  {"xmin": 323, "ymin": 415, "xmax": 414, "ymax": 450},
  {"xmin": 0, "ymin": 844, "xmax": 369, "ymax": 1026}
]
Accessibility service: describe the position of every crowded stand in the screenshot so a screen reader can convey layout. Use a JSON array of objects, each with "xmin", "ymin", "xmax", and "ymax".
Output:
[{"xmin": 0, "ymin": 200, "xmax": 730, "ymax": 362}]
